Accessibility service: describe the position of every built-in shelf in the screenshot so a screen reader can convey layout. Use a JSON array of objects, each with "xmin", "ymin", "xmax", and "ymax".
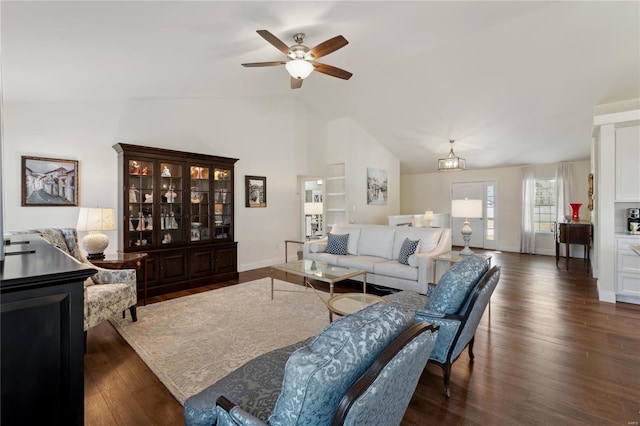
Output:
[{"xmin": 326, "ymin": 162, "xmax": 347, "ymax": 226}]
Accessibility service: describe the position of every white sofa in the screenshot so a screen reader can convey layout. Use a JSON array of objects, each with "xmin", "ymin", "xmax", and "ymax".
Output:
[{"xmin": 303, "ymin": 223, "xmax": 451, "ymax": 294}]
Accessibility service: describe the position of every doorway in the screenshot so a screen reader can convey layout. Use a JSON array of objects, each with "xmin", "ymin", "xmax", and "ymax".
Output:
[
  {"xmin": 300, "ymin": 177, "xmax": 325, "ymax": 240},
  {"xmin": 451, "ymin": 181, "xmax": 498, "ymax": 250}
]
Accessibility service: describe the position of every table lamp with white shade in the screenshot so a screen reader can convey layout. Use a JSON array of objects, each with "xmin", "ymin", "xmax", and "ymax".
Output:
[
  {"xmin": 76, "ymin": 207, "xmax": 116, "ymax": 260},
  {"xmin": 451, "ymin": 199, "xmax": 483, "ymax": 255},
  {"xmin": 423, "ymin": 210, "xmax": 434, "ymax": 227}
]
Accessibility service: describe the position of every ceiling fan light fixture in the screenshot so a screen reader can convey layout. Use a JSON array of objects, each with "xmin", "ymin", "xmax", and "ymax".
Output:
[
  {"xmin": 438, "ymin": 139, "xmax": 466, "ymax": 171},
  {"xmin": 285, "ymin": 59, "xmax": 314, "ymax": 80}
]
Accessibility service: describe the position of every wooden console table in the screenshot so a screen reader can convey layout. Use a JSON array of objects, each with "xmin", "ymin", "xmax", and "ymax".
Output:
[
  {"xmin": 556, "ymin": 222, "xmax": 592, "ymax": 271},
  {"xmin": 1, "ymin": 234, "xmax": 96, "ymax": 425}
]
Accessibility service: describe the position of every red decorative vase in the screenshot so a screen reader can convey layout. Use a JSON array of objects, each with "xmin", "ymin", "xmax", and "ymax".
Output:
[{"xmin": 569, "ymin": 203, "xmax": 582, "ymax": 222}]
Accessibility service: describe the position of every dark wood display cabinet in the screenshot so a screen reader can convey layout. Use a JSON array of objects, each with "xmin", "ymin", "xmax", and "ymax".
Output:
[{"xmin": 113, "ymin": 143, "xmax": 239, "ymax": 297}]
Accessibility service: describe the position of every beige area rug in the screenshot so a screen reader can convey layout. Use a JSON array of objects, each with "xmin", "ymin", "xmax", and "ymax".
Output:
[{"xmin": 110, "ymin": 278, "xmax": 330, "ymax": 404}]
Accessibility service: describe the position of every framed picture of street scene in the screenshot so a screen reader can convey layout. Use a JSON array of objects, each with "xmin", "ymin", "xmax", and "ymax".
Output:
[
  {"xmin": 245, "ymin": 175, "xmax": 266, "ymax": 208},
  {"xmin": 22, "ymin": 156, "xmax": 79, "ymax": 206},
  {"xmin": 366, "ymin": 167, "xmax": 388, "ymax": 205}
]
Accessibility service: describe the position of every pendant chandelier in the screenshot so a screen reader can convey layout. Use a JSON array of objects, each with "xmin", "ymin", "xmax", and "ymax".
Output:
[{"xmin": 438, "ymin": 139, "xmax": 466, "ymax": 171}]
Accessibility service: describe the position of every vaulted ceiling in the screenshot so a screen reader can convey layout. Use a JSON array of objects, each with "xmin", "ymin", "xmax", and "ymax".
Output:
[{"xmin": 2, "ymin": 1, "xmax": 638, "ymax": 173}]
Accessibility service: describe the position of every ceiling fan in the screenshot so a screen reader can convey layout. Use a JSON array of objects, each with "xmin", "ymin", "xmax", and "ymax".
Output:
[{"xmin": 242, "ymin": 30, "xmax": 353, "ymax": 89}]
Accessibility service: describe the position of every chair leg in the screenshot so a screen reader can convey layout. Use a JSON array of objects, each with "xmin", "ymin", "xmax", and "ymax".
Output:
[
  {"xmin": 468, "ymin": 336, "xmax": 475, "ymax": 361},
  {"xmin": 442, "ymin": 362, "xmax": 452, "ymax": 398},
  {"xmin": 129, "ymin": 306, "xmax": 137, "ymax": 322}
]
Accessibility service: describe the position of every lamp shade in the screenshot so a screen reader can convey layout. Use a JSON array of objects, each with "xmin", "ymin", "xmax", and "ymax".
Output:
[
  {"xmin": 451, "ymin": 199, "xmax": 482, "ymax": 219},
  {"xmin": 304, "ymin": 202, "xmax": 323, "ymax": 216},
  {"xmin": 77, "ymin": 207, "xmax": 116, "ymax": 231},
  {"xmin": 285, "ymin": 59, "xmax": 314, "ymax": 79},
  {"xmin": 423, "ymin": 210, "xmax": 434, "ymax": 227}
]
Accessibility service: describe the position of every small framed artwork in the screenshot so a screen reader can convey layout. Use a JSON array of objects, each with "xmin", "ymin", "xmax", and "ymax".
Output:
[
  {"xmin": 22, "ymin": 156, "xmax": 79, "ymax": 206},
  {"xmin": 245, "ymin": 175, "xmax": 267, "ymax": 208}
]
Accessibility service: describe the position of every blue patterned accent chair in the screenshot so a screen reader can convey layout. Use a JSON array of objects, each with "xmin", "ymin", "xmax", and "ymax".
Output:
[
  {"xmin": 384, "ymin": 255, "xmax": 500, "ymax": 397},
  {"xmin": 31, "ymin": 228, "xmax": 138, "ymax": 331},
  {"xmin": 183, "ymin": 302, "xmax": 439, "ymax": 426}
]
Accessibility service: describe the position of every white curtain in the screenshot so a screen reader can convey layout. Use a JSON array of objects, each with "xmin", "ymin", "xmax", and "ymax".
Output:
[
  {"xmin": 555, "ymin": 163, "xmax": 573, "ymax": 223},
  {"xmin": 521, "ymin": 166, "xmax": 536, "ymax": 254}
]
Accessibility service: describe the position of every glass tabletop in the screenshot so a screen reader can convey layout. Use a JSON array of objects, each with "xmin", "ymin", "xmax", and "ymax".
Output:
[
  {"xmin": 271, "ymin": 259, "xmax": 364, "ymax": 281},
  {"xmin": 327, "ymin": 293, "xmax": 388, "ymax": 317}
]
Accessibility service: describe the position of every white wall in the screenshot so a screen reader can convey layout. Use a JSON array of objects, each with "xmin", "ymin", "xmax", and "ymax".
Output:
[
  {"xmin": 3, "ymin": 98, "xmax": 401, "ymax": 271},
  {"xmin": 401, "ymin": 160, "xmax": 591, "ymax": 254},
  {"xmin": 327, "ymin": 117, "xmax": 400, "ymax": 225},
  {"xmin": 4, "ymin": 97, "xmax": 325, "ymax": 271}
]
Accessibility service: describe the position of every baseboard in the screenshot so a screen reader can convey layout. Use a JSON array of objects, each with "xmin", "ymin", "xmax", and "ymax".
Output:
[
  {"xmin": 597, "ymin": 289, "xmax": 617, "ymax": 304},
  {"xmin": 497, "ymin": 245, "xmax": 519, "ymax": 253},
  {"xmin": 238, "ymin": 257, "xmax": 283, "ymax": 272},
  {"xmin": 535, "ymin": 248, "xmax": 556, "ymax": 257},
  {"xmin": 616, "ymin": 294, "xmax": 640, "ymax": 305}
]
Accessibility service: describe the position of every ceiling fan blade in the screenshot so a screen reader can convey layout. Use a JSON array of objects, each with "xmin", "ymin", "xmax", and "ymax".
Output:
[
  {"xmin": 308, "ymin": 36, "xmax": 348, "ymax": 59},
  {"xmin": 291, "ymin": 77, "xmax": 303, "ymax": 89},
  {"xmin": 242, "ymin": 61, "xmax": 286, "ymax": 67},
  {"xmin": 312, "ymin": 63, "xmax": 353, "ymax": 80},
  {"xmin": 256, "ymin": 30, "xmax": 290, "ymax": 55}
]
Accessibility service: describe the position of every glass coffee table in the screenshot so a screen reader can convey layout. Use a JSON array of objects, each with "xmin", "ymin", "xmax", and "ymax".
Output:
[
  {"xmin": 327, "ymin": 293, "xmax": 387, "ymax": 321},
  {"xmin": 270, "ymin": 259, "xmax": 367, "ymax": 299},
  {"xmin": 270, "ymin": 260, "xmax": 368, "ymax": 320}
]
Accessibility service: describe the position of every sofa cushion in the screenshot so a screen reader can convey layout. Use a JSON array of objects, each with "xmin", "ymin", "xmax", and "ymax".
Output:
[
  {"xmin": 325, "ymin": 232, "xmax": 349, "ymax": 255},
  {"xmin": 398, "ymin": 238, "xmax": 420, "ymax": 265},
  {"xmin": 331, "ymin": 225, "xmax": 361, "ymax": 255},
  {"xmin": 268, "ymin": 302, "xmax": 414, "ymax": 426},
  {"xmin": 373, "ymin": 261, "xmax": 419, "ymax": 281},
  {"xmin": 305, "ymin": 252, "xmax": 343, "ymax": 264},
  {"xmin": 336, "ymin": 255, "xmax": 389, "ymax": 273},
  {"xmin": 427, "ymin": 255, "xmax": 489, "ymax": 314},
  {"xmin": 358, "ymin": 227, "xmax": 395, "ymax": 260}
]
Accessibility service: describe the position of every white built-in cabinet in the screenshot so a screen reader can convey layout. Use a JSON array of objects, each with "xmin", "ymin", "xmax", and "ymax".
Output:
[
  {"xmin": 615, "ymin": 126, "xmax": 640, "ymax": 201},
  {"xmin": 593, "ymin": 107, "xmax": 640, "ymax": 305},
  {"xmin": 616, "ymin": 235, "xmax": 640, "ymax": 301}
]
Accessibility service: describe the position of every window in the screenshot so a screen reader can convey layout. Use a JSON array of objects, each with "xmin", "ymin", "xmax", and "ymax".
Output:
[
  {"xmin": 486, "ymin": 184, "xmax": 495, "ymax": 241},
  {"xmin": 534, "ymin": 179, "xmax": 556, "ymax": 232}
]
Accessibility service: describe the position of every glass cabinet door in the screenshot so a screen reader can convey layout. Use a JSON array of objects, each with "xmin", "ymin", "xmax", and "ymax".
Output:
[
  {"xmin": 127, "ymin": 159, "xmax": 155, "ymax": 248},
  {"xmin": 159, "ymin": 162, "xmax": 184, "ymax": 245},
  {"xmin": 189, "ymin": 165, "xmax": 210, "ymax": 242},
  {"xmin": 214, "ymin": 168, "xmax": 232, "ymax": 240}
]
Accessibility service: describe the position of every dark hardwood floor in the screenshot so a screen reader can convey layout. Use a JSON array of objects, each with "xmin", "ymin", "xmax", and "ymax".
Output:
[{"xmin": 84, "ymin": 250, "xmax": 640, "ymax": 425}]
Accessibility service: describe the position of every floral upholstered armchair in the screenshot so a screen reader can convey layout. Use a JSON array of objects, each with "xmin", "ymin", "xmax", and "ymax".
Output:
[
  {"xmin": 385, "ymin": 255, "xmax": 500, "ymax": 397},
  {"xmin": 33, "ymin": 228, "xmax": 138, "ymax": 331}
]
